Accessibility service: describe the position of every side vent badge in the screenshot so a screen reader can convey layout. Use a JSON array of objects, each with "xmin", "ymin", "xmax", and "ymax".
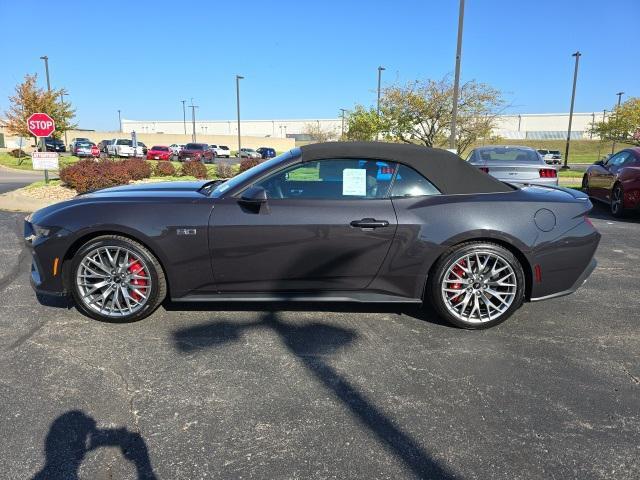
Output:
[{"xmin": 177, "ymin": 228, "xmax": 197, "ymax": 236}]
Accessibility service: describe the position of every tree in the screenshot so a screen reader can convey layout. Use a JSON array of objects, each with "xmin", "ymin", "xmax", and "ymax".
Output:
[
  {"xmin": 3, "ymin": 74, "xmax": 76, "ymax": 140},
  {"xmin": 380, "ymin": 76, "xmax": 505, "ymax": 154},
  {"xmin": 590, "ymin": 98, "xmax": 640, "ymax": 146},
  {"xmin": 344, "ymin": 106, "xmax": 386, "ymax": 141},
  {"xmin": 304, "ymin": 122, "xmax": 336, "ymax": 143}
]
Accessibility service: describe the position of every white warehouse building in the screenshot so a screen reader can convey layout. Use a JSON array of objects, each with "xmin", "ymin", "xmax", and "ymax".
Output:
[{"xmin": 121, "ymin": 112, "xmax": 605, "ymax": 141}]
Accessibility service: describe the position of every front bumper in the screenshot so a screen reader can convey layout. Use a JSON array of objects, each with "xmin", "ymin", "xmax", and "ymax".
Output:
[{"xmin": 24, "ymin": 220, "xmax": 72, "ymax": 296}]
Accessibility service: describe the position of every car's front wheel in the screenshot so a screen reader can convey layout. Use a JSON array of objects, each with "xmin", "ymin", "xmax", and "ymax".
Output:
[
  {"xmin": 428, "ymin": 242, "xmax": 525, "ymax": 329},
  {"xmin": 70, "ymin": 235, "xmax": 166, "ymax": 322}
]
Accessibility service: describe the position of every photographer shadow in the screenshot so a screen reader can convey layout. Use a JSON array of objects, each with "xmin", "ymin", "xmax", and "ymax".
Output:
[{"xmin": 32, "ymin": 410, "xmax": 156, "ymax": 480}]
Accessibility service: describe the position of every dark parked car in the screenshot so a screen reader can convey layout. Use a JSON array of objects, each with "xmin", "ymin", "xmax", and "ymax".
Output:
[
  {"xmin": 582, "ymin": 147, "xmax": 640, "ymax": 217},
  {"xmin": 44, "ymin": 137, "xmax": 66, "ymax": 152},
  {"xmin": 257, "ymin": 147, "xmax": 276, "ymax": 159},
  {"xmin": 178, "ymin": 143, "xmax": 214, "ymax": 163},
  {"xmin": 25, "ymin": 142, "xmax": 599, "ymax": 329},
  {"xmin": 98, "ymin": 140, "xmax": 111, "ymax": 153}
]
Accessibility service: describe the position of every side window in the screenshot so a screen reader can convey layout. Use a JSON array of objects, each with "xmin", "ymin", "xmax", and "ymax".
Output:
[
  {"xmin": 606, "ymin": 152, "xmax": 628, "ymax": 167},
  {"xmin": 390, "ymin": 165, "xmax": 440, "ymax": 197},
  {"xmin": 253, "ymin": 159, "xmax": 397, "ymax": 200}
]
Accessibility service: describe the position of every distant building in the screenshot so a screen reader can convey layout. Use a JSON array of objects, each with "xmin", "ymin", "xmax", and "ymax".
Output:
[{"xmin": 121, "ymin": 112, "xmax": 605, "ymax": 141}]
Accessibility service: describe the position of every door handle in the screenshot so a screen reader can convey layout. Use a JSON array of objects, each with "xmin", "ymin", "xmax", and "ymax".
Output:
[{"xmin": 350, "ymin": 218, "xmax": 389, "ymax": 229}]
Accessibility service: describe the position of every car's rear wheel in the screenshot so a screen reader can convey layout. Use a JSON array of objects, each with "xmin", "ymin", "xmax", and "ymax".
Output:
[
  {"xmin": 428, "ymin": 242, "xmax": 525, "ymax": 329},
  {"xmin": 70, "ymin": 235, "xmax": 166, "ymax": 323},
  {"xmin": 611, "ymin": 184, "xmax": 626, "ymax": 218}
]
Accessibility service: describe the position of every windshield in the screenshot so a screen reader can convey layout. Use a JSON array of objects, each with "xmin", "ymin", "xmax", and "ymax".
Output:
[
  {"xmin": 185, "ymin": 143, "xmax": 204, "ymax": 150},
  {"xmin": 152, "ymin": 146, "xmax": 169, "ymax": 151},
  {"xmin": 210, "ymin": 150, "xmax": 297, "ymax": 198},
  {"xmin": 116, "ymin": 139, "xmax": 132, "ymax": 145},
  {"xmin": 474, "ymin": 147, "xmax": 542, "ymax": 163}
]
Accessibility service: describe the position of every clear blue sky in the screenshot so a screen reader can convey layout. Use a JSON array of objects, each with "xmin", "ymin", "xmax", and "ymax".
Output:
[{"xmin": 1, "ymin": 0, "xmax": 638, "ymax": 130}]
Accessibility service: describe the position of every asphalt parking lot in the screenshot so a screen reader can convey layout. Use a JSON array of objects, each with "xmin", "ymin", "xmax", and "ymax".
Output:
[{"xmin": 0, "ymin": 204, "xmax": 638, "ymax": 479}]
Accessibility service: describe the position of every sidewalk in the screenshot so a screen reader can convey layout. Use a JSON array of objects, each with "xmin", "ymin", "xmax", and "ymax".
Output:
[{"xmin": 0, "ymin": 188, "xmax": 56, "ymax": 212}]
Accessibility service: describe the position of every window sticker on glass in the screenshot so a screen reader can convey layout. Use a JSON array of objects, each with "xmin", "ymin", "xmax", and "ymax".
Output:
[{"xmin": 342, "ymin": 168, "xmax": 366, "ymax": 196}]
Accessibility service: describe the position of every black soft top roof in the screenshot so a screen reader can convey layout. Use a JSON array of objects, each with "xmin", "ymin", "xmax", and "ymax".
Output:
[{"xmin": 300, "ymin": 141, "xmax": 512, "ymax": 194}]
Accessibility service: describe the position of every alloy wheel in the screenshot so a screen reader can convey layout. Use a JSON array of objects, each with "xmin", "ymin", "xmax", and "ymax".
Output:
[
  {"xmin": 75, "ymin": 246, "xmax": 152, "ymax": 318},
  {"xmin": 611, "ymin": 186, "xmax": 622, "ymax": 215},
  {"xmin": 441, "ymin": 251, "xmax": 517, "ymax": 324}
]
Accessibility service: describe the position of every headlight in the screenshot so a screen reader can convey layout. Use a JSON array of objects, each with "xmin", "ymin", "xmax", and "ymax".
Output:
[{"xmin": 33, "ymin": 225, "xmax": 52, "ymax": 238}]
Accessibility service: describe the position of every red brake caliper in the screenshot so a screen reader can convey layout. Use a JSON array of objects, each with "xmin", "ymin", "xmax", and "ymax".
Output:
[
  {"xmin": 450, "ymin": 260, "xmax": 467, "ymax": 303},
  {"xmin": 128, "ymin": 260, "xmax": 147, "ymax": 301}
]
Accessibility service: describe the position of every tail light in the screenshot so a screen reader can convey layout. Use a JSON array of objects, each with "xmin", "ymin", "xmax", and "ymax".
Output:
[
  {"xmin": 380, "ymin": 166, "xmax": 393, "ymax": 174},
  {"xmin": 539, "ymin": 168, "xmax": 557, "ymax": 178},
  {"xmin": 584, "ymin": 214, "xmax": 594, "ymax": 227},
  {"xmin": 479, "ymin": 167, "xmax": 490, "ymax": 174}
]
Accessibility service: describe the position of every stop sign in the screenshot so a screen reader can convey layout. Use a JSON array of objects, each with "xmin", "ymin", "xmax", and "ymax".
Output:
[{"xmin": 27, "ymin": 113, "xmax": 56, "ymax": 137}]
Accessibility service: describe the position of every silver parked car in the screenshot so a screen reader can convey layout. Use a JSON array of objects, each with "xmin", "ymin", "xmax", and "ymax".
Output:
[{"xmin": 467, "ymin": 146, "xmax": 558, "ymax": 186}]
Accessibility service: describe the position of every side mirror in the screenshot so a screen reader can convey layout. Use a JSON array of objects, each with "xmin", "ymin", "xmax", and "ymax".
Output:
[
  {"xmin": 594, "ymin": 160, "xmax": 604, "ymax": 166},
  {"xmin": 239, "ymin": 186, "xmax": 268, "ymax": 204}
]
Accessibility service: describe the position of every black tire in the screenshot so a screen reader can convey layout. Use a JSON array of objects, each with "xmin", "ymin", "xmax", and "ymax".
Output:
[
  {"xmin": 582, "ymin": 174, "xmax": 589, "ymax": 193},
  {"xmin": 70, "ymin": 235, "xmax": 166, "ymax": 323},
  {"xmin": 610, "ymin": 183, "xmax": 626, "ymax": 218},
  {"xmin": 427, "ymin": 242, "xmax": 526, "ymax": 329}
]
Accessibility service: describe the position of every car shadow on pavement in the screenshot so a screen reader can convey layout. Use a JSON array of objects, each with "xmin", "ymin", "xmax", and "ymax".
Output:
[
  {"xmin": 172, "ymin": 311, "xmax": 456, "ymax": 479},
  {"xmin": 32, "ymin": 410, "xmax": 157, "ymax": 480},
  {"xmin": 587, "ymin": 201, "xmax": 640, "ymax": 222}
]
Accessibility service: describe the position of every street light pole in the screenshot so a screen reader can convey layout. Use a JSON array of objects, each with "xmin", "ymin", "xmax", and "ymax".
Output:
[
  {"xmin": 340, "ymin": 108, "xmax": 347, "ymax": 139},
  {"xmin": 118, "ymin": 110, "xmax": 122, "ymax": 132},
  {"xmin": 39, "ymin": 55, "xmax": 51, "ymax": 183},
  {"xmin": 449, "ymin": 0, "xmax": 465, "ymax": 151},
  {"xmin": 40, "ymin": 56, "xmax": 51, "ymax": 91},
  {"xmin": 60, "ymin": 93, "xmax": 68, "ymax": 146},
  {"xmin": 563, "ymin": 51, "xmax": 581, "ymax": 169},
  {"xmin": 611, "ymin": 91, "xmax": 624, "ymax": 154},
  {"xmin": 181, "ymin": 100, "xmax": 186, "ymax": 135},
  {"xmin": 376, "ymin": 66, "xmax": 385, "ymax": 141},
  {"xmin": 236, "ymin": 75, "xmax": 244, "ymax": 156},
  {"xmin": 189, "ymin": 98, "xmax": 198, "ymax": 143}
]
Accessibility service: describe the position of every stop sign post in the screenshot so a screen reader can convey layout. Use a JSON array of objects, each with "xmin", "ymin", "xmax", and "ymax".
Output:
[{"xmin": 27, "ymin": 113, "xmax": 56, "ymax": 183}]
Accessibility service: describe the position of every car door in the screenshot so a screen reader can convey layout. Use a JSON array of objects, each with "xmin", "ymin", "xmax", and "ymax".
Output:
[
  {"xmin": 595, "ymin": 152, "xmax": 631, "ymax": 201},
  {"xmin": 209, "ymin": 158, "xmax": 398, "ymax": 292}
]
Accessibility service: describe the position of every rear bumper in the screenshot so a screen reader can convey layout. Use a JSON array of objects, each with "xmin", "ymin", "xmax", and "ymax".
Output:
[
  {"xmin": 530, "ymin": 257, "xmax": 596, "ymax": 302},
  {"xmin": 529, "ymin": 220, "xmax": 600, "ymax": 301}
]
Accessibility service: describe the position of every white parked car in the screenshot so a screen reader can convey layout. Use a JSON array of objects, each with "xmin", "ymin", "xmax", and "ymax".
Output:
[
  {"xmin": 209, "ymin": 144, "xmax": 231, "ymax": 158},
  {"xmin": 169, "ymin": 144, "xmax": 185, "ymax": 155},
  {"xmin": 107, "ymin": 139, "xmax": 144, "ymax": 158},
  {"xmin": 238, "ymin": 148, "xmax": 260, "ymax": 159}
]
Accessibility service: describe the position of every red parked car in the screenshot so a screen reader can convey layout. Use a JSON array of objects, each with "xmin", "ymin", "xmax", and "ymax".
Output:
[
  {"xmin": 582, "ymin": 147, "xmax": 640, "ymax": 217},
  {"xmin": 178, "ymin": 143, "xmax": 214, "ymax": 163},
  {"xmin": 146, "ymin": 145, "xmax": 172, "ymax": 161}
]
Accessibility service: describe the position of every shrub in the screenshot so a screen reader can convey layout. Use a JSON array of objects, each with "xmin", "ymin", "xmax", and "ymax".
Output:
[
  {"xmin": 9, "ymin": 149, "xmax": 27, "ymax": 158},
  {"xmin": 122, "ymin": 158, "xmax": 152, "ymax": 180},
  {"xmin": 60, "ymin": 159, "xmax": 131, "ymax": 193},
  {"xmin": 215, "ymin": 162, "xmax": 235, "ymax": 178},
  {"xmin": 154, "ymin": 161, "xmax": 176, "ymax": 177},
  {"xmin": 239, "ymin": 158, "xmax": 260, "ymax": 173},
  {"xmin": 181, "ymin": 160, "xmax": 208, "ymax": 179}
]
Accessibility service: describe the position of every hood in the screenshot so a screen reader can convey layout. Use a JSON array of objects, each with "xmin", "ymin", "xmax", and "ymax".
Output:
[
  {"xmin": 28, "ymin": 180, "xmax": 216, "ymax": 226},
  {"xmin": 84, "ymin": 180, "xmax": 210, "ymax": 196}
]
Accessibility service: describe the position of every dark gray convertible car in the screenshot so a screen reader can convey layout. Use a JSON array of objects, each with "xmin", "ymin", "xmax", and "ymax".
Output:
[{"xmin": 25, "ymin": 142, "xmax": 600, "ymax": 329}]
